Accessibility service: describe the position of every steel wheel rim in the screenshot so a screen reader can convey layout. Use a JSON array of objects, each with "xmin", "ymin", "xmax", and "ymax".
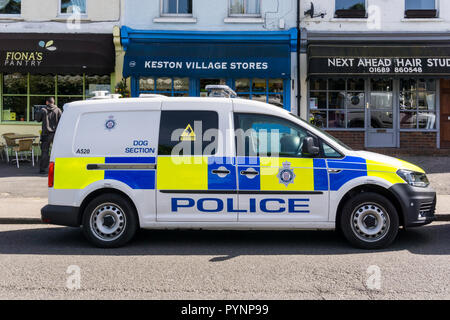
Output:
[
  {"xmin": 90, "ymin": 203, "xmax": 126, "ymax": 242},
  {"xmin": 350, "ymin": 202, "xmax": 390, "ymax": 243}
]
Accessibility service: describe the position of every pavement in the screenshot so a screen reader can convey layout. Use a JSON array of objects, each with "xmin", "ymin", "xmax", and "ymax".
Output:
[
  {"xmin": 0, "ymin": 156, "xmax": 448, "ymax": 222},
  {"xmin": 0, "ymin": 223, "xmax": 448, "ymax": 299}
]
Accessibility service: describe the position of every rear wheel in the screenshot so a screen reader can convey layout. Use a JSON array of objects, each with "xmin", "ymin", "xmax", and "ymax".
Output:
[
  {"xmin": 340, "ymin": 192, "xmax": 399, "ymax": 249},
  {"xmin": 82, "ymin": 193, "xmax": 138, "ymax": 248}
]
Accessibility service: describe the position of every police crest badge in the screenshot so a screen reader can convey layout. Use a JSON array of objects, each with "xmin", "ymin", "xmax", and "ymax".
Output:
[{"xmin": 277, "ymin": 161, "xmax": 296, "ymax": 187}]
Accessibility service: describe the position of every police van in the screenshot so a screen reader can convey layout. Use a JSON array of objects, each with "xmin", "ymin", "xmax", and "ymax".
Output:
[{"xmin": 41, "ymin": 92, "xmax": 436, "ymax": 249}]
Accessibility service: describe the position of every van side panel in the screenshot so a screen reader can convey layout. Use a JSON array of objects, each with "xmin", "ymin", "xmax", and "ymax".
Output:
[{"xmin": 49, "ymin": 106, "xmax": 161, "ymax": 226}]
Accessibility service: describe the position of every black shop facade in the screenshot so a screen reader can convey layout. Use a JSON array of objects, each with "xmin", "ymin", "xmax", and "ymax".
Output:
[{"xmin": 305, "ymin": 32, "xmax": 450, "ymax": 153}]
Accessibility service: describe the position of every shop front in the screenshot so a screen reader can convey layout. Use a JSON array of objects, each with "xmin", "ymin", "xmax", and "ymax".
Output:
[
  {"xmin": 121, "ymin": 27, "xmax": 297, "ymax": 111},
  {"xmin": 306, "ymin": 38, "xmax": 450, "ymax": 153},
  {"xmin": 0, "ymin": 33, "xmax": 115, "ymax": 136}
]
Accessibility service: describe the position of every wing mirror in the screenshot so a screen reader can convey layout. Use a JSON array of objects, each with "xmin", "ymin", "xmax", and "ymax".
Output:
[{"xmin": 302, "ymin": 136, "xmax": 320, "ymax": 157}]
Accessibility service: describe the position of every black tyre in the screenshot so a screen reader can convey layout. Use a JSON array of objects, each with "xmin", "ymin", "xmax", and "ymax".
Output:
[
  {"xmin": 340, "ymin": 192, "xmax": 399, "ymax": 249},
  {"xmin": 82, "ymin": 193, "xmax": 138, "ymax": 248}
]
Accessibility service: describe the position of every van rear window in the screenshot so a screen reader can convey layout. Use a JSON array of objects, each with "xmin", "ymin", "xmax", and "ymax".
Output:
[{"xmin": 158, "ymin": 111, "xmax": 219, "ymax": 156}]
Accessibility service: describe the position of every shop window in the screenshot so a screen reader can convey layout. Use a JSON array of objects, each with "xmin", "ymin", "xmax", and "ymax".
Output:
[
  {"xmin": 309, "ymin": 78, "xmax": 366, "ymax": 129},
  {"xmin": 335, "ymin": 0, "xmax": 366, "ymax": 18},
  {"xmin": 229, "ymin": 0, "xmax": 261, "ymax": 16},
  {"xmin": 405, "ymin": 0, "xmax": 437, "ymax": 18},
  {"xmin": 86, "ymin": 75, "xmax": 111, "ymax": 97},
  {"xmin": 400, "ymin": 79, "xmax": 436, "ymax": 130},
  {"xmin": 235, "ymin": 78, "xmax": 284, "ymax": 108},
  {"xmin": 30, "ymin": 75, "xmax": 56, "ymax": 95},
  {"xmin": 139, "ymin": 77, "xmax": 189, "ymax": 97},
  {"xmin": 3, "ymin": 73, "xmax": 27, "ymax": 94},
  {"xmin": 58, "ymin": 75, "xmax": 83, "ymax": 95},
  {"xmin": 1, "ymin": 73, "xmax": 111, "ymax": 122},
  {"xmin": 60, "ymin": 0, "xmax": 86, "ymax": 14},
  {"xmin": 162, "ymin": 0, "xmax": 192, "ymax": 15},
  {"xmin": 0, "ymin": 0, "xmax": 20, "ymax": 14},
  {"xmin": 200, "ymin": 79, "xmax": 226, "ymax": 97}
]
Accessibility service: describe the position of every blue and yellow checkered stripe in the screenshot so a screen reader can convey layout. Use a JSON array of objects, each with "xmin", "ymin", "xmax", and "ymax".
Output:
[
  {"xmin": 54, "ymin": 157, "xmax": 156, "ymax": 190},
  {"xmin": 54, "ymin": 155, "xmax": 418, "ymax": 192}
]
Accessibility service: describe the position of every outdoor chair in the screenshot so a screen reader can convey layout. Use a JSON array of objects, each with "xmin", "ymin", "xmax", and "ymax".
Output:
[
  {"xmin": 2, "ymin": 133, "xmax": 18, "ymax": 163},
  {"xmin": 12, "ymin": 139, "xmax": 34, "ymax": 169},
  {"xmin": 0, "ymin": 142, "xmax": 4, "ymax": 162}
]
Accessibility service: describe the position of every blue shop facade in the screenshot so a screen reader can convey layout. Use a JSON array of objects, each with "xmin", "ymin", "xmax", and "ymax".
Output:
[{"xmin": 121, "ymin": 27, "xmax": 297, "ymax": 111}]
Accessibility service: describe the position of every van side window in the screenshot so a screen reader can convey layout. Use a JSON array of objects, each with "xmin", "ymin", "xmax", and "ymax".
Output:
[
  {"xmin": 234, "ymin": 113, "xmax": 317, "ymax": 158},
  {"xmin": 158, "ymin": 111, "xmax": 219, "ymax": 156}
]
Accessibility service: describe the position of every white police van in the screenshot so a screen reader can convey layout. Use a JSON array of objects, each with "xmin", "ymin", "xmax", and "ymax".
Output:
[{"xmin": 41, "ymin": 92, "xmax": 436, "ymax": 249}]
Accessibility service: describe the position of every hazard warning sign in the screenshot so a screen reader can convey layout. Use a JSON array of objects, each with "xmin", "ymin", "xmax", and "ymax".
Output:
[{"xmin": 180, "ymin": 124, "xmax": 196, "ymax": 141}]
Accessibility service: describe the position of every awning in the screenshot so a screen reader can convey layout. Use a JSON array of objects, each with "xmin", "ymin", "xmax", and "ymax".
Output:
[
  {"xmin": 122, "ymin": 27, "xmax": 297, "ymax": 79},
  {"xmin": 0, "ymin": 33, "xmax": 115, "ymax": 75},
  {"xmin": 308, "ymin": 44, "xmax": 450, "ymax": 77}
]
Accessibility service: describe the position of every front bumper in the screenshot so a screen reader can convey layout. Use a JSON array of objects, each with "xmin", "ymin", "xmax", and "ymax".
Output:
[
  {"xmin": 389, "ymin": 184, "xmax": 437, "ymax": 228},
  {"xmin": 41, "ymin": 205, "xmax": 80, "ymax": 227}
]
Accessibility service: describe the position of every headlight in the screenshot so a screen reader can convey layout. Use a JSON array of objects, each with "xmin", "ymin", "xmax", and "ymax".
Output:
[{"xmin": 396, "ymin": 169, "xmax": 429, "ymax": 188}]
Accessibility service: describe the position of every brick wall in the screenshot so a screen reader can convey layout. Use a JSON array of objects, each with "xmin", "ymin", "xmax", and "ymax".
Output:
[
  {"xmin": 324, "ymin": 130, "xmax": 449, "ymax": 156},
  {"xmin": 324, "ymin": 131, "xmax": 365, "ymax": 150}
]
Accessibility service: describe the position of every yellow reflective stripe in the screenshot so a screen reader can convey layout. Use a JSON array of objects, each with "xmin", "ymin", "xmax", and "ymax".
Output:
[
  {"xmin": 54, "ymin": 157, "xmax": 105, "ymax": 190},
  {"xmin": 366, "ymin": 160, "xmax": 406, "ymax": 184},
  {"xmin": 260, "ymin": 157, "xmax": 314, "ymax": 191},
  {"xmin": 366, "ymin": 160, "xmax": 398, "ymax": 173},
  {"xmin": 367, "ymin": 171, "xmax": 405, "ymax": 185},
  {"xmin": 157, "ymin": 156, "xmax": 208, "ymax": 190},
  {"xmin": 398, "ymin": 159, "xmax": 425, "ymax": 173}
]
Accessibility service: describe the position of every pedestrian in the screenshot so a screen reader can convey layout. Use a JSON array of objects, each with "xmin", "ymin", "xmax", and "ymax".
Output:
[{"xmin": 35, "ymin": 97, "xmax": 62, "ymax": 174}]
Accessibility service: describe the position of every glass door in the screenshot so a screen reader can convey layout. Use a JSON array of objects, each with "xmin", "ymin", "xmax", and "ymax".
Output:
[{"xmin": 366, "ymin": 79, "xmax": 397, "ymax": 147}]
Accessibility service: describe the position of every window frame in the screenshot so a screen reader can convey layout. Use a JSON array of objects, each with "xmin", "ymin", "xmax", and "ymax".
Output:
[
  {"xmin": 59, "ymin": 0, "xmax": 87, "ymax": 16},
  {"xmin": 404, "ymin": 0, "xmax": 438, "ymax": 18},
  {"xmin": 334, "ymin": 0, "xmax": 367, "ymax": 18},
  {"xmin": 399, "ymin": 79, "xmax": 437, "ymax": 131},
  {"xmin": 139, "ymin": 77, "xmax": 190, "ymax": 97},
  {"xmin": 160, "ymin": 0, "xmax": 193, "ymax": 17},
  {"xmin": 0, "ymin": 0, "xmax": 21, "ymax": 17},
  {"xmin": 233, "ymin": 78, "xmax": 284, "ymax": 108},
  {"xmin": 308, "ymin": 78, "xmax": 366, "ymax": 131},
  {"xmin": 228, "ymin": 0, "xmax": 261, "ymax": 18}
]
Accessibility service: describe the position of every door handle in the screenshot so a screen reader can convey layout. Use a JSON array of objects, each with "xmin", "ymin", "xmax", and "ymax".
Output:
[
  {"xmin": 211, "ymin": 169, "xmax": 230, "ymax": 175},
  {"xmin": 240, "ymin": 170, "xmax": 259, "ymax": 176},
  {"xmin": 328, "ymin": 169, "xmax": 342, "ymax": 174}
]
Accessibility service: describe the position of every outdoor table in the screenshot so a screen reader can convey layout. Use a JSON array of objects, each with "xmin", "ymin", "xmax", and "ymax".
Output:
[{"xmin": 7, "ymin": 134, "xmax": 39, "ymax": 141}]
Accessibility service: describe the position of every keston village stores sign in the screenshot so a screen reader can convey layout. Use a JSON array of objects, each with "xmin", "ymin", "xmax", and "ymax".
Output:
[
  {"xmin": 124, "ymin": 42, "xmax": 291, "ymax": 78},
  {"xmin": 308, "ymin": 44, "xmax": 450, "ymax": 76}
]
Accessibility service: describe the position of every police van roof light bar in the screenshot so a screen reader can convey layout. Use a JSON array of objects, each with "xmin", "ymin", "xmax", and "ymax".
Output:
[{"xmin": 205, "ymin": 85, "xmax": 238, "ymax": 98}]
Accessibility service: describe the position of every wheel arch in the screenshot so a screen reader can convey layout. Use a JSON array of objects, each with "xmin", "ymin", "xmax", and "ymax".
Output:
[
  {"xmin": 335, "ymin": 184, "xmax": 405, "ymax": 230},
  {"xmin": 78, "ymin": 188, "xmax": 140, "ymax": 227}
]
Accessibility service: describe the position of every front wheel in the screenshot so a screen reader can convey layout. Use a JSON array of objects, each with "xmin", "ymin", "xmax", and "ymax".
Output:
[
  {"xmin": 82, "ymin": 193, "xmax": 138, "ymax": 248},
  {"xmin": 340, "ymin": 192, "xmax": 399, "ymax": 249}
]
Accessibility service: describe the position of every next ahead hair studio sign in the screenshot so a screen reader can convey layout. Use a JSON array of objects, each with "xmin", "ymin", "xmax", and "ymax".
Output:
[
  {"xmin": 308, "ymin": 44, "xmax": 450, "ymax": 77},
  {"xmin": 310, "ymin": 57, "xmax": 450, "ymax": 76}
]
